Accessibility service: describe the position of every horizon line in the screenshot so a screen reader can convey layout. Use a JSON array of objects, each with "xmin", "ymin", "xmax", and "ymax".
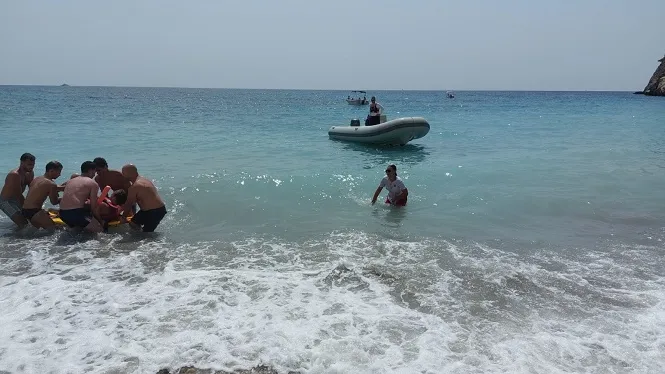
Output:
[{"xmin": 0, "ymin": 84, "xmax": 642, "ymax": 93}]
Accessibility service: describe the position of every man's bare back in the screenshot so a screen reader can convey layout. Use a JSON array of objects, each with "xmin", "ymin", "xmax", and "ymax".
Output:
[
  {"xmin": 129, "ymin": 177, "xmax": 165, "ymax": 211},
  {"xmin": 60, "ymin": 176, "xmax": 98, "ymax": 210},
  {"xmin": 95, "ymin": 169, "xmax": 130, "ymax": 191},
  {"xmin": 1, "ymin": 167, "xmax": 34, "ymax": 202},
  {"xmin": 57, "ymin": 161, "xmax": 103, "ymax": 233},
  {"xmin": 121, "ymin": 164, "xmax": 167, "ymax": 232},
  {"xmin": 23, "ymin": 176, "xmax": 59, "ymax": 209}
]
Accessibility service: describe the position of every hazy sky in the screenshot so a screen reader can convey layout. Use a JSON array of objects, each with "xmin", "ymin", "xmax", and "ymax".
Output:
[{"xmin": 1, "ymin": 0, "xmax": 663, "ymax": 90}]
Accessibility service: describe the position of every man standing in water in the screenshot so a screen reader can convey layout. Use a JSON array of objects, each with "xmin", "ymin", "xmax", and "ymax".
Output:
[
  {"xmin": 0, "ymin": 153, "xmax": 36, "ymax": 228},
  {"xmin": 22, "ymin": 161, "xmax": 64, "ymax": 230},
  {"xmin": 120, "ymin": 164, "xmax": 167, "ymax": 232},
  {"xmin": 371, "ymin": 164, "xmax": 408, "ymax": 207},
  {"xmin": 93, "ymin": 157, "xmax": 131, "ymax": 191},
  {"xmin": 58, "ymin": 161, "xmax": 103, "ymax": 233},
  {"xmin": 94, "ymin": 157, "xmax": 136, "ymax": 215}
]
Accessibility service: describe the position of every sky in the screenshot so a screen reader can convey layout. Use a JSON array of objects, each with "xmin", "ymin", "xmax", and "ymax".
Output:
[{"xmin": 1, "ymin": 0, "xmax": 664, "ymax": 91}]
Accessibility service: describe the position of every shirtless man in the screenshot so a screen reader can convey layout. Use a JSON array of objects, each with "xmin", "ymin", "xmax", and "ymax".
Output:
[
  {"xmin": 120, "ymin": 164, "xmax": 167, "ymax": 232},
  {"xmin": 58, "ymin": 161, "xmax": 103, "ymax": 233},
  {"xmin": 0, "ymin": 153, "xmax": 36, "ymax": 228},
  {"xmin": 94, "ymin": 157, "xmax": 131, "ymax": 191},
  {"xmin": 22, "ymin": 161, "xmax": 63, "ymax": 229}
]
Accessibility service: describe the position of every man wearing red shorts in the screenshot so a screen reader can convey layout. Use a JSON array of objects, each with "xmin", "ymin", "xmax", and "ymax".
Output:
[{"xmin": 371, "ymin": 164, "xmax": 408, "ymax": 207}]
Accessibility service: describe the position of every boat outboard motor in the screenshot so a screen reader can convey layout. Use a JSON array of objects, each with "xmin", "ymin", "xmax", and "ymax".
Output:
[{"xmin": 350, "ymin": 119, "xmax": 360, "ymax": 127}]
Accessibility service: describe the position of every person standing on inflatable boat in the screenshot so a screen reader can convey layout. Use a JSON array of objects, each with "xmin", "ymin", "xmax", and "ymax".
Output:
[
  {"xmin": 371, "ymin": 164, "xmax": 408, "ymax": 207},
  {"xmin": 120, "ymin": 164, "xmax": 167, "ymax": 232},
  {"xmin": 366, "ymin": 96, "xmax": 384, "ymax": 126}
]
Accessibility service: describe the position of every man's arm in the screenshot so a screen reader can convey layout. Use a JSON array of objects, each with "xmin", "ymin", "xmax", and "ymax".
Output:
[
  {"xmin": 48, "ymin": 183, "xmax": 61, "ymax": 205},
  {"xmin": 122, "ymin": 178, "xmax": 131, "ymax": 192},
  {"xmin": 58, "ymin": 174, "xmax": 78, "ymax": 190},
  {"xmin": 23, "ymin": 172, "xmax": 34, "ymax": 191},
  {"xmin": 393, "ymin": 180, "xmax": 408, "ymax": 202},
  {"xmin": 5, "ymin": 173, "xmax": 20, "ymax": 191},
  {"xmin": 88, "ymin": 181, "xmax": 101, "ymax": 220},
  {"xmin": 97, "ymin": 201, "xmax": 111, "ymax": 220},
  {"xmin": 121, "ymin": 186, "xmax": 138, "ymax": 219},
  {"xmin": 5, "ymin": 173, "xmax": 25, "ymax": 204},
  {"xmin": 394, "ymin": 188, "xmax": 408, "ymax": 204},
  {"xmin": 371, "ymin": 186, "xmax": 383, "ymax": 205},
  {"xmin": 94, "ymin": 175, "xmax": 102, "ymax": 187}
]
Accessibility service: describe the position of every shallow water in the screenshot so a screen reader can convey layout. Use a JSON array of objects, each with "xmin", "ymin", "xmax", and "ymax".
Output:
[{"xmin": 1, "ymin": 86, "xmax": 664, "ymax": 373}]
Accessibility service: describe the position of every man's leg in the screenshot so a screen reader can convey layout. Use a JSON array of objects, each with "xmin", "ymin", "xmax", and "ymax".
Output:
[
  {"xmin": 1, "ymin": 199, "xmax": 28, "ymax": 228},
  {"xmin": 127, "ymin": 210, "xmax": 144, "ymax": 231},
  {"xmin": 141, "ymin": 208, "xmax": 167, "ymax": 232},
  {"xmin": 31, "ymin": 209, "xmax": 57, "ymax": 230},
  {"xmin": 84, "ymin": 217, "xmax": 103, "ymax": 233},
  {"xmin": 9, "ymin": 212, "xmax": 28, "ymax": 228},
  {"xmin": 60, "ymin": 208, "xmax": 102, "ymax": 233}
]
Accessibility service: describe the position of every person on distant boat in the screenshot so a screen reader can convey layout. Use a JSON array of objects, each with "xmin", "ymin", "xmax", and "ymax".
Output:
[
  {"xmin": 371, "ymin": 164, "xmax": 408, "ymax": 207},
  {"xmin": 366, "ymin": 96, "xmax": 384, "ymax": 126},
  {"xmin": 120, "ymin": 164, "xmax": 167, "ymax": 232},
  {"xmin": 58, "ymin": 161, "xmax": 103, "ymax": 233},
  {"xmin": 0, "ymin": 153, "xmax": 36, "ymax": 228},
  {"xmin": 94, "ymin": 157, "xmax": 131, "ymax": 192},
  {"xmin": 21, "ymin": 161, "xmax": 63, "ymax": 230}
]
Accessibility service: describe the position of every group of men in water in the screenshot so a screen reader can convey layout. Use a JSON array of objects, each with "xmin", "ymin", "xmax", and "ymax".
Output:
[
  {"xmin": 1, "ymin": 152, "xmax": 407, "ymax": 234},
  {"xmin": 0, "ymin": 153, "xmax": 167, "ymax": 233}
]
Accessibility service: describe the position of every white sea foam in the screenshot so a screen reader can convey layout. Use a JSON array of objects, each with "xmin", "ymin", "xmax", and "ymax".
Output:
[{"xmin": 0, "ymin": 231, "xmax": 663, "ymax": 373}]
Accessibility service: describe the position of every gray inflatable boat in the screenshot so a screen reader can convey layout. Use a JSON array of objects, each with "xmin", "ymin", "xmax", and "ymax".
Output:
[{"xmin": 328, "ymin": 117, "xmax": 430, "ymax": 145}]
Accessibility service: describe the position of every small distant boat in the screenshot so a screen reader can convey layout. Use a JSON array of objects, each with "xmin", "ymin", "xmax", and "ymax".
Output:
[
  {"xmin": 346, "ymin": 90, "xmax": 369, "ymax": 105},
  {"xmin": 328, "ymin": 116, "xmax": 430, "ymax": 146},
  {"xmin": 446, "ymin": 91, "xmax": 455, "ymax": 99}
]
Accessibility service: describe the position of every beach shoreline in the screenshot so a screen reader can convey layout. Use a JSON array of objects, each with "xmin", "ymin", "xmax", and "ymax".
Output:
[{"xmin": 157, "ymin": 365, "xmax": 297, "ymax": 374}]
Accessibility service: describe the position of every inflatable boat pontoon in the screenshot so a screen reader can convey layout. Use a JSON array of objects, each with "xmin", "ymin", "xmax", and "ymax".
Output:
[{"xmin": 328, "ymin": 117, "xmax": 430, "ymax": 145}]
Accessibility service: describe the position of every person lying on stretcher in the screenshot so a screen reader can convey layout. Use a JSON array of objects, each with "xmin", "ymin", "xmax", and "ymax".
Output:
[
  {"xmin": 63, "ymin": 174, "xmax": 129, "ymax": 223},
  {"xmin": 81, "ymin": 189, "xmax": 128, "ymax": 231},
  {"xmin": 97, "ymin": 190, "xmax": 128, "ymax": 223}
]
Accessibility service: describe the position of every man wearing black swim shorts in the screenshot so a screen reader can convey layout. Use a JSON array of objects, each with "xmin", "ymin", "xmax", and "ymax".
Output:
[
  {"xmin": 59, "ymin": 161, "xmax": 103, "ymax": 233},
  {"xmin": 120, "ymin": 164, "xmax": 167, "ymax": 232}
]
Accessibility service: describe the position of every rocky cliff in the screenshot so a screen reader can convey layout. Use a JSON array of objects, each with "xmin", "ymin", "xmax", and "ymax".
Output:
[{"xmin": 641, "ymin": 54, "xmax": 665, "ymax": 96}]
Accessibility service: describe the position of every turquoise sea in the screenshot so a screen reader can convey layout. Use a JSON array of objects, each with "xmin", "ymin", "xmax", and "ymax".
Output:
[{"xmin": 1, "ymin": 86, "xmax": 664, "ymax": 373}]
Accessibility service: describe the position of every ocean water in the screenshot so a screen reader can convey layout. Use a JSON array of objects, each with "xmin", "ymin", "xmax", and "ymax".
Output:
[{"xmin": 0, "ymin": 86, "xmax": 664, "ymax": 373}]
